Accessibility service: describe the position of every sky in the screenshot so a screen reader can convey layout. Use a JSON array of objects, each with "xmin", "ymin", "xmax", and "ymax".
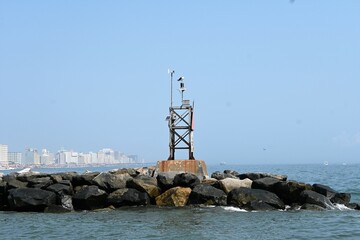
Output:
[{"xmin": 1, "ymin": 1, "xmax": 360, "ymax": 164}]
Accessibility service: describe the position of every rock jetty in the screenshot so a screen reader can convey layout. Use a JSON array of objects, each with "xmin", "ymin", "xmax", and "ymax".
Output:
[{"xmin": 0, "ymin": 167, "xmax": 358, "ymax": 212}]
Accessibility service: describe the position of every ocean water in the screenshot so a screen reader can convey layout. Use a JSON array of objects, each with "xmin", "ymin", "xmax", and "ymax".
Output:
[{"xmin": 1, "ymin": 163, "xmax": 360, "ymax": 240}]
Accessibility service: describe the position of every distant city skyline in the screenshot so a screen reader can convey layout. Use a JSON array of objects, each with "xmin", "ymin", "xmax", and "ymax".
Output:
[
  {"xmin": 1, "ymin": 1, "xmax": 360, "ymax": 164},
  {"xmin": 0, "ymin": 143, "xmax": 141, "ymax": 167}
]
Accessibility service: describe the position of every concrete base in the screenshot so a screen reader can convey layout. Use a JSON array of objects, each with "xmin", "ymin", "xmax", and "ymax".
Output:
[{"xmin": 156, "ymin": 160, "xmax": 208, "ymax": 179}]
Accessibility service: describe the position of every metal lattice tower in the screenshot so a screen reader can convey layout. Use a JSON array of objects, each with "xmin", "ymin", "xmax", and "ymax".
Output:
[{"xmin": 167, "ymin": 70, "xmax": 195, "ymax": 160}]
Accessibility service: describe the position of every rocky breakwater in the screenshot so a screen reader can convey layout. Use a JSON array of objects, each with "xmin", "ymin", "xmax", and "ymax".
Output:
[{"xmin": 0, "ymin": 168, "xmax": 359, "ymax": 212}]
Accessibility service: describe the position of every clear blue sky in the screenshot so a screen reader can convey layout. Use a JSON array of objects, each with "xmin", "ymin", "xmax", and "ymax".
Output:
[{"xmin": 1, "ymin": 1, "xmax": 359, "ymax": 164}]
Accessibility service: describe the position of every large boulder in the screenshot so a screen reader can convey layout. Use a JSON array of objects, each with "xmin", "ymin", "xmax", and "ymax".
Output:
[
  {"xmin": 44, "ymin": 194, "xmax": 73, "ymax": 213},
  {"xmin": 135, "ymin": 166, "xmax": 156, "ymax": 176},
  {"xmin": 155, "ymin": 187, "xmax": 192, "ymax": 207},
  {"xmin": 219, "ymin": 178, "xmax": 252, "ymax": 194},
  {"xmin": 201, "ymin": 178, "xmax": 221, "ymax": 189},
  {"xmin": 0, "ymin": 181, "xmax": 8, "ymax": 209},
  {"xmin": 173, "ymin": 173, "xmax": 200, "ymax": 188},
  {"xmin": 127, "ymin": 175, "xmax": 161, "ymax": 198},
  {"xmin": 188, "ymin": 184, "xmax": 227, "ymax": 206},
  {"xmin": 6, "ymin": 178, "xmax": 28, "ymax": 190},
  {"xmin": 92, "ymin": 172, "xmax": 131, "ymax": 193},
  {"xmin": 8, "ymin": 188, "xmax": 57, "ymax": 212},
  {"xmin": 252, "ymin": 177, "xmax": 281, "ymax": 192},
  {"xmin": 300, "ymin": 190, "xmax": 334, "ymax": 209},
  {"xmin": 211, "ymin": 171, "xmax": 225, "ymax": 180},
  {"xmin": 223, "ymin": 170, "xmax": 240, "ymax": 179},
  {"xmin": 238, "ymin": 173, "xmax": 287, "ymax": 181},
  {"xmin": 312, "ymin": 184, "xmax": 337, "ymax": 198},
  {"xmin": 228, "ymin": 187, "xmax": 285, "ymax": 211},
  {"xmin": 56, "ymin": 172, "xmax": 78, "ymax": 182},
  {"xmin": 72, "ymin": 185, "xmax": 108, "ymax": 210},
  {"xmin": 273, "ymin": 180, "xmax": 312, "ymax": 205},
  {"xmin": 112, "ymin": 168, "xmax": 139, "ymax": 177},
  {"xmin": 107, "ymin": 188, "xmax": 150, "ymax": 207},
  {"xmin": 27, "ymin": 177, "xmax": 53, "ymax": 189},
  {"xmin": 72, "ymin": 172, "xmax": 99, "ymax": 187},
  {"xmin": 331, "ymin": 192, "xmax": 351, "ymax": 205},
  {"xmin": 312, "ymin": 183, "xmax": 351, "ymax": 204},
  {"xmin": 46, "ymin": 183, "xmax": 74, "ymax": 196},
  {"xmin": 156, "ymin": 172, "xmax": 177, "ymax": 191},
  {"xmin": 49, "ymin": 174, "xmax": 63, "ymax": 183},
  {"xmin": 15, "ymin": 172, "xmax": 49, "ymax": 183}
]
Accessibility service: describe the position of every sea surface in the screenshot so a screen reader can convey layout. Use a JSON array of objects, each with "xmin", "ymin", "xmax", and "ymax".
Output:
[{"xmin": 1, "ymin": 163, "xmax": 360, "ymax": 240}]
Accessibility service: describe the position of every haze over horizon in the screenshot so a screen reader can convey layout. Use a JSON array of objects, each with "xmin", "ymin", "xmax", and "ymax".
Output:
[{"xmin": 1, "ymin": 1, "xmax": 359, "ymax": 165}]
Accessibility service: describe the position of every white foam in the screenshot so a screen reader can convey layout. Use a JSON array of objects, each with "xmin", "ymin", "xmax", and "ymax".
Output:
[
  {"xmin": 334, "ymin": 203, "xmax": 353, "ymax": 211},
  {"xmin": 222, "ymin": 206, "xmax": 248, "ymax": 212}
]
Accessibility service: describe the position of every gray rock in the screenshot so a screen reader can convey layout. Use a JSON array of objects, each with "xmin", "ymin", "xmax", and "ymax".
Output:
[
  {"xmin": 312, "ymin": 184, "xmax": 337, "ymax": 198},
  {"xmin": 238, "ymin": 173, "xmax": 287, "ymax": 181},
  {"xmin": 27, "ymin": 177, "xmax": 53, "ymax": 189},
  {"xmin": 107, "ymin": 188, "xmax": 150, "ymax": 207},
  {"xmin": 15, "ymin": 172, "xmax": 50, "ymax": 183},
  {"xmin": 44, "ymin": 204, "xmax": 72, "ymax": 213},
  {"xmin": 127, "ymin": 175, "xmax": 161, "ymax": 198},
  {"xmin": 237, "ymin": 173, "xmax": 262, "ymax": 181},
  {"xmin": 50, "ymin": 174, "xmax": 63, "ymax": 183},
  {"xmin": 188, "ymin": 184, "xmax": 227, "ymax": 206},
  {"xmin": 173, "ymin": 173, "xmax": 200, "ymax": 189},
  {"xmin": 72, "ymin": 185, "xmax": 108, "ymax": 210},
  {"xmin": 211, "ymin": 171, "xmax": 225, "ymax": 180},
  {"xmin": 252, "ymin": 177, "xmax": 281, "ymax": 192},
  {"xmin": 228, "ymin": 187, "xmax": 285, "ymax": 210},
  {"xmin": 8, "ymin": 188, "xmax": 57, "ymax": 212},
  {"xmin": 300, "ymin": 203, "xmax": 326, "ymax": 211},
  {"xmin": 247, "ymin": 201, "xmax": 277, "ymax": 211},
  {"xmin": 219, "ymin": 178, "xmax": 252, "ymax": 194},
  {"xmin": 72, "ymin": 172, "xmax": 100, "ymax": 187},
  {"xmin": 331, "ymin": 192, "xmax": 351, "ymax": 205},
  {"xmin": 300, "ymin": 190, "xmax": 334, "ymax": 209},
  {"xmin": 112, "ymin": 168, "xmax": 139, "ymax": 177},
  {"xmin": 57, "ymin": 172, "xmax": 78, "ymax": 182},
  {"xmin": 59, "ymin": 194, "xmax": 73, "ymax": 211},
  {"xmin": 274, "ymin": 180, "xmax": 312, "ymax": 205},
  {"xmin": 313, "ymin": 183, "xmax": 351, "ymax": 204},
  {"xmin": 47, "ymin": 183, "xmax": 74, "ymax": 196},
  {"xmin": 346, "ymin": 202, "xmax": 360, "ymax": 210},
  {"xmin": 201, "ymin": 178, "xmax": 221, "ymax": 189},
  {"xmin": 223, "ymin": 170, "xmax": 240, "ymax": 179},
  {"xmin": 92, "ymin": 172, "xmax": 131, "ymax": 193},
  {"xmin": 0, "ymin": 181, "xmax": 7, "ymax": 209},
  {"xmin": 156, "ymin": 172, "xmax": 177, "ymax": 190},
  {"xmin": 7, "ymin": 178, "xmax": 28, "ymax": 190}
]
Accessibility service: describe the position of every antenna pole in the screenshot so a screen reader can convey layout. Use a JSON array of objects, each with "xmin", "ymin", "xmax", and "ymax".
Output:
[{"xmin": 170, "ymin": 70, "xmax": 175, "ymax": 107}]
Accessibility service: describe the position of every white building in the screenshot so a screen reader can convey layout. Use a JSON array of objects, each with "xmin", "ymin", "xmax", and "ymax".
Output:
[
  {"xmin": 40, "ymin": 149, "xmax": 54, "ymax": 165},
  {"xmin": 55, "ymin": 150, "xmax": 78, "ymax": 165},
  {"xmin": 89, "ymin": 152, "xmax": 97, "ymax": 164},
  {"xmin": 24, "ymin": 148, "xmax": 40, "ymax": 165},
  {"xmin": 8, "ymin": 152, "xmax": 22, "ymax": 165},
  {"xmin": 0, "ymin": 144, "xmax": 8, "ymax": 166},
  {"xmin": 97, "ymin": 148, "xmax": 115, "ymax": 164}
]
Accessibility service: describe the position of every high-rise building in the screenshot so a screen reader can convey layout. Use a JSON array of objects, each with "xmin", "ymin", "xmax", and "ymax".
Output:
[
  {"xmin": 24, "ymin": 148, "xmax": 40, "ymax": 165},
  {"xmin": 55, "ymin": 150, "xmax": 78, "ymax": 165},
  {"xmin": 8, "ymin": 152, "xmax": 22, "ymax": 165},
  {"xmin": 0, "ymin": 144, "xmax": 9, "ymax": 166},
  {"xmin": 98, "ymin": 148, "xmax": 115, "ymax": 164},
  {"xmin": 40, "ymin": 149, "xmax": 54, "ymax": 165}
]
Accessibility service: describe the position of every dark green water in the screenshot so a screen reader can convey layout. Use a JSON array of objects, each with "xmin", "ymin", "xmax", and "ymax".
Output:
[{"xmin": 1, "ymin": 164, "xmax": 360, "ymax": 239}]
